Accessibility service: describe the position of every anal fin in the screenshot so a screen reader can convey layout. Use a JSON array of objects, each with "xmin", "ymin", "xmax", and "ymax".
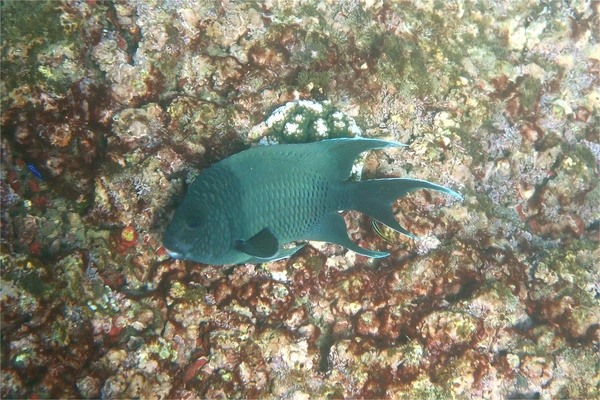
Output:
[
  {"xmin": 246, "ymin": 244, "xmax": 306, "ymax": 264},
  {"xmin": 308, "ymin": 213, "xmax": 389, "ymax": 258}
]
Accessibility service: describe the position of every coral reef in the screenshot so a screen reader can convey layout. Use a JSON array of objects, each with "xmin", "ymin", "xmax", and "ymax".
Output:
[
  {"xmin": 1, "ymin": 0, "xmax": 598, "ymax": 398},
  {"xmin": 249, "ymin": 100, "xmax": 363, "ymax": 144}
]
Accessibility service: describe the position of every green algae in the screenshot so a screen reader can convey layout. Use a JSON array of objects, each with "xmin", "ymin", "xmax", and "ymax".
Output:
[
  {"xmin": 518, "ymin": 77, "xmax": 543, "ymax": 114},
  {"xmin": 18, "ymin": 268, "xmax": 47, "ymax": 298},
  {"xmin": 50, "ymin": 318, "xmax": 71, "ymax": 348},
  {"xmin": 0, "ymin": 1, "xmax": 90, "ymax": 94},
  {"xmin": 370, "ymin": 31, "xmax": 432, "ymax": 96},
  {"xmin": 297, "ymin": 70, "xmax": 334, "ymax": 94}
]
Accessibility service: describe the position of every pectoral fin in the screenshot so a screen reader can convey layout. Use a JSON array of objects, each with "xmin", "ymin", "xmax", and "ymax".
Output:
[{"xmin": 235, "ymin": 228, "xmax": 279, "ymax": 258}]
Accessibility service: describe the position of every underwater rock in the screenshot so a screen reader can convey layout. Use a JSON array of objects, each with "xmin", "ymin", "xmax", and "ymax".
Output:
[{"xmin": 1, "ymin": 0, "xmax": 598, "ymax": 398}]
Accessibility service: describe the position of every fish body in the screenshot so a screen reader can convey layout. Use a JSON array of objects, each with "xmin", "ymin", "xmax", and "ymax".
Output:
[
  {"xmin": 28, "ymin": 164, "xmax": 44, "ymax": 181},
  {"xmin": 163, "ymin": 138, "xmax": 462, "ymax": 265}
]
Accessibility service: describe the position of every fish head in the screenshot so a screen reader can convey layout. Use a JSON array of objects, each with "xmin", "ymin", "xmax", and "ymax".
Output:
[{"xmin": 162, "ymin": 193, "xmax": 231, "ymax": 264}]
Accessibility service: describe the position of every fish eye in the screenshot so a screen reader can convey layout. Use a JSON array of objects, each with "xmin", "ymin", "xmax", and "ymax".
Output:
[{"xmin": 186, "ymin": 217, "xmax": 203, "ymax": 229}]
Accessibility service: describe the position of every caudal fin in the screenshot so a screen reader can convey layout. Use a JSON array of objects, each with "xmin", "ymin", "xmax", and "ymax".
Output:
[{"xmin": 346, "ymin": 178, "xmax": 462, "ymax": 239}]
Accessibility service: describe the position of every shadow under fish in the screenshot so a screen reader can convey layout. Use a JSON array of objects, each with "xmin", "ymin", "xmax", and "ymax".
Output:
[{"xmin": 163, "ymin": 138, "xmax": 462, "ymax": 265}]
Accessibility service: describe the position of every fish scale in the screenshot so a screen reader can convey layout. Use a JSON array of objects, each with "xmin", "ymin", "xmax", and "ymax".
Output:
[
  {"xmin": 240, "ymin": 170, "xmax": 331, "ymax": 242},
  {"xmin": 163, "ymin": 138, "xmax": 462, "ymax": 265}
]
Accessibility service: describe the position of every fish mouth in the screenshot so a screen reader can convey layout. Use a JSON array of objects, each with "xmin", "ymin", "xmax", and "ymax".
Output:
[
  {"xmin": 165, "ymin": 248, "xmax": 184, "ymax": 259},
  {"xmin": 162, "ymin": 231, "xmax": 190, "ymax": 259}
]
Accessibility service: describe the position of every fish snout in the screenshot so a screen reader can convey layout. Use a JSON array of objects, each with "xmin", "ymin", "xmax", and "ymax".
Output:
[
  {"xmin": 165, "ymin": 248, "xmax": 183, "ymax": 259},
  {"xmin": 162, "ymin": 234, "xmax": 189, "ymax": 259}
]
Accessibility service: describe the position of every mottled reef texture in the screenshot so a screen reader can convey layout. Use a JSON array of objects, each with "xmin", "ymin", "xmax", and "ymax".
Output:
[{"xmin": 1, "ymin": 0, "xmax": 599, "ymax": 398}]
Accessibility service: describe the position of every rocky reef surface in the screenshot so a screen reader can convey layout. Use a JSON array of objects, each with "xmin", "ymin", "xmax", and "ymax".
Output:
[{"xmin": 1, "ymin": 0, "xmax": 598, "ymax": 398}]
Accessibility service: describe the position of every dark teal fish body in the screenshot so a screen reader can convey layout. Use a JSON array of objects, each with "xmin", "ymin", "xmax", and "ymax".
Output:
[{"xmin": 163, "ymin": 138, "xmax": 462, "ymax": 265}]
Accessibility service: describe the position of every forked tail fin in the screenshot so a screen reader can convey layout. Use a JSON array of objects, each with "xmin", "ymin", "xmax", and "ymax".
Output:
[{"xmin": 346, "ymin": 178, "xmax": 462, "ymax": 239}]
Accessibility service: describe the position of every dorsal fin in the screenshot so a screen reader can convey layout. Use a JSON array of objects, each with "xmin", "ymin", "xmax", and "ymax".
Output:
[
  {"xmin": 245, "ymin": 244, "xmax": 306, "ymax": 264},
  {"xmin": 312, "ymin": 138, "xmax": 406, "ymax": 180},
  {"xmin": 235, "ymin": 228, "xmax": 279, "ymax": 258},
  {"xmin": 228, "ymin": 138, "xmax": 405, "ymax": 181}
]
